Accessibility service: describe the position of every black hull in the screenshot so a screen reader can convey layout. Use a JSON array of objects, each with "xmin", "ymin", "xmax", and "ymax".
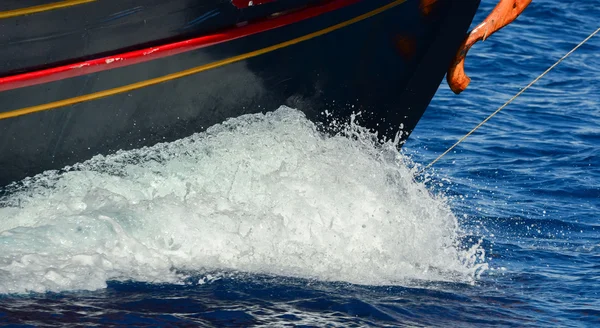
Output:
[
  {"xmin": 0, "ymin": 0, "xmax": 480, "ymax": 187},
  {"xmin": 0, "ymin": 0, "xmax": 324, "ymax": 76}
]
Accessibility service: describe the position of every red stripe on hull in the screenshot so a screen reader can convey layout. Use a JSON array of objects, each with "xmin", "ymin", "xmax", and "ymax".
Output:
[{"xmin": 0, "ymin": 0, "xmax": 360, "ymax": 92}]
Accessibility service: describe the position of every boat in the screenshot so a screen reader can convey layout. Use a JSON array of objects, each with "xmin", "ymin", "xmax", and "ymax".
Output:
[{"xmin": 0, "ymin": 0, "xmax": 529, "ymax": 187}]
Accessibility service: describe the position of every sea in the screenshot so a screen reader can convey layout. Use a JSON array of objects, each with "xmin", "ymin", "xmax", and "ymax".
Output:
[{"xmin": 1, "ymin": 0, "xmax": 598, "ymax": 326}]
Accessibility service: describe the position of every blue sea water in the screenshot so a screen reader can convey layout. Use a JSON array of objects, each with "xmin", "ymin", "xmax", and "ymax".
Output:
[{"xmin": 1, "ymin": 0, "xmax": 599, "ymax": 327}]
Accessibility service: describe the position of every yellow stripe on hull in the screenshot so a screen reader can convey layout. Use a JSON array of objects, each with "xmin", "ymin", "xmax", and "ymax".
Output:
[
  {"xmin": 0, "ymin": 0, "xmax": 407, "ymax": 121},
  {"xmin": 0, "ymin": 0, "xmax": 96, "ymax": 19}
]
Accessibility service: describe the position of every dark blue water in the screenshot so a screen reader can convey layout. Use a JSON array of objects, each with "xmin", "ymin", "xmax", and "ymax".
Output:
[{"xmin": 1, "ymin": 0, "xmax": 599, "ymax": 327}]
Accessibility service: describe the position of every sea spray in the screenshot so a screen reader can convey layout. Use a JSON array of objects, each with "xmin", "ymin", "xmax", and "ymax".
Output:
[{"xmin": 0, "ymin": 106, "xmax": 487, "ymax": 294}]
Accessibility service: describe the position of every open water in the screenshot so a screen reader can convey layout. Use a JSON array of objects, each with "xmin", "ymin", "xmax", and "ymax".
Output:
[{"xmin": 1, "ymin": 0, "xmax": 599, "ymax": 326}]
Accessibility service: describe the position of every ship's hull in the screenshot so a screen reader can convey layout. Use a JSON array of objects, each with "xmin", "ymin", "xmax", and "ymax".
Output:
[{"xmin": 0, "ymin": 0, "xmax": 480, "ymax": 187}]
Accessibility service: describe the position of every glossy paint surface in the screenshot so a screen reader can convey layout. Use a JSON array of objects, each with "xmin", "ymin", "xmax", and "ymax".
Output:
[{"xmin": 0, "ymin": 0, "xmax": 479, "ymax": 186}]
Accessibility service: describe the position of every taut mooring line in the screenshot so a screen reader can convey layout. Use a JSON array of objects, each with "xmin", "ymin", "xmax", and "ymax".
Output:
[{"xmin": 419, "ymin": 26, "xmax": 600, "ymax": 175}]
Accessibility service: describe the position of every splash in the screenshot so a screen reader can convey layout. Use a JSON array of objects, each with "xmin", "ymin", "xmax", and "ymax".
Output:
[{"xmin": 0, "ymin": 106, "xmax": 487, "ymax": 294}]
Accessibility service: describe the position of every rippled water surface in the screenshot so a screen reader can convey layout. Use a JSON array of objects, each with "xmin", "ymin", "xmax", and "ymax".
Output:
[{"xmin": 1, "ymin": 0, "xmax": 599, "ymax": 326}]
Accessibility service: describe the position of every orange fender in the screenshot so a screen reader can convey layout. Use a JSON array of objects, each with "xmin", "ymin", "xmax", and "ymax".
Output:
[{"xmin": 447, "ymin": 0, "xmax": 532, "ymax": 94}]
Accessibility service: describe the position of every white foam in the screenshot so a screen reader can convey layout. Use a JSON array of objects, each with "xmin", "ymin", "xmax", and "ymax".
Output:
[{"xmin": 0, "ymin": 106, "xmax": 487, "ymax": 294}]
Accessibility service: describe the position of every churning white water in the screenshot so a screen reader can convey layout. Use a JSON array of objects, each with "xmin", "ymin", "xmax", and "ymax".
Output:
[{"xmin": 0, "ymin": 106, "xmax": 487, "ymax": 294}]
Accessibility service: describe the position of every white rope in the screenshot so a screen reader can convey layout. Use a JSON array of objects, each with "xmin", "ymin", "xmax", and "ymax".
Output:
[{"xmin": 418, "ymin": 26, "xmax": 600, "ymax": 175}]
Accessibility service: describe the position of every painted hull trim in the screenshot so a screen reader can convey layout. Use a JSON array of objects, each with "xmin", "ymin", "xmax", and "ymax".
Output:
[{"xmin": 0, "ymin": 0, "xmax": 481, "ymax": 188}]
